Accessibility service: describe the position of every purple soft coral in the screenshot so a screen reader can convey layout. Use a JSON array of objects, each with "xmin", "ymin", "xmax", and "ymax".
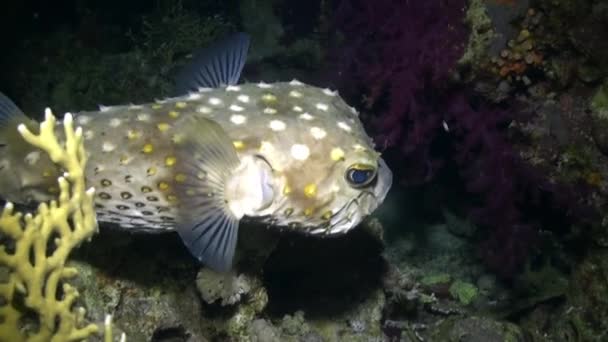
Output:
[{"xmin": 332, "ymin": 0, "xmax": 591, "ymax": 276}]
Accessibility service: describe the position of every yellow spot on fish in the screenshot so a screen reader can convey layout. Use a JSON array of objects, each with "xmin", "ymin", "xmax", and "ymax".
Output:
[
  {"xmin": 233, "ymin": 140, "xmax": 245, "ymax": 149},
  {"xmin": 174, "ymin": 173, "xmax": 187, "ymax": 182},
  {"xmin": 120, "ymin": 155, "xmax": 132, "ymax": 165},
  {"xmin": 283, "ymin": 184, "xmax": 292, "ymax": 195},
  {"xmin": 171, "ymin": 134, "xmax": 185, "ymax": 144},
  {"xmin": 197, "ymin": 171, "xmax": 207, "ymax": 180},
  {"xmin": 304, "ymin": 207, "xmax": 314, "ymax": 216},
  {"xmin": 158, "ymin": 181, "xmax": 170, "ymax": 191},
  {"xmin": 263, "ymin": 107, "xmax": 277, "ymax": 114},
  {"xmin": 43, "ymin": 169, "xmax": 54, "ymax": 178},
  {"xmin": 304, "ymin": 183, "xmax": 317, "ymax": 198},
  {"xmin": 157, "ymin": 122, "xmax": 171, "ymax": 132},
  {"xmin": 127, "ymin": 129, "xmax": 141, "ymax": 140},
  {"xmin": 175, "ymin": 101, "xmax": 187, "ymax": 109},
  {"xmin": 290, "ymin": 144, "xmax": 310, "ymax": 161},
  {"xmin": 330, "ymin": 148, "xmax": 345, "ymax": 161},
  {"xmin": 230, "ymin": 114, "xmax": 246, "ymax": 125},
  {"xmin": 141, "ymin": 186, "xmax": 152, "ymax": 193},
  {"xmin": 152, "ymin": 104, "xmax": 163, "ymax": 109},
  {"xmin": 147, "ymin": 167, "xmax": 157, "ymax": 176},
  {"xmin": 322, "ymin": 210, "xmax": 332, "ymax": 220},
  {"xmin": 269, "ymin": 120, "xmax": 286, "ymax": 131},
  {"xmin": 165, "ymin": 156, "xmax": 177, "ymax": 167},
  {"xmin": 262, "ymin": 93, "xmax": 277, "ymax": 103},
  {"xmin": 168, "ymin": 110, "xmax": 180, "ymax": 118},
  {"xmin": 142, "ymin": 143, "xmax": 154, "ymax": 153},
  {"xmin": 167, "ymin": 194, "xmax": 178, "ymax": 202}
]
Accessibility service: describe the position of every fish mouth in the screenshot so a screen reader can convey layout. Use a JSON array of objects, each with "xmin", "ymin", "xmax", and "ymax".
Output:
[{"xmin": 327, "ymin": 158, "xmax": 393, "ymax": 234}]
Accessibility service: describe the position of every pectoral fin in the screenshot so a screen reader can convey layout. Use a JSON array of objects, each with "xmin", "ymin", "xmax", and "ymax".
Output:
[{"xmin": 171, "ymin": 117, "xmax": 241, "ymax": 272}]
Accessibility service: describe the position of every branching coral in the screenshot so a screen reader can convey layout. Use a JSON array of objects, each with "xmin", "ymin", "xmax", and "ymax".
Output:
[{"xmin": 0, "ymin": 110, "xmax": 99, "ymax": 341}]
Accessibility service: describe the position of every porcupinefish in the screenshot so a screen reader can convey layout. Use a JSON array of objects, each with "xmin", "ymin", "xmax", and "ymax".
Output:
[{"xmin": 0, "ymin": 33, "xmax": 392, "ymax": 271}]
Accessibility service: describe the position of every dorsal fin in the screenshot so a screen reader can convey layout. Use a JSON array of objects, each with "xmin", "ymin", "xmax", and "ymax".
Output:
[{"xmin": 174, "ymin": 32, "xmax": 250, "ymax": 96}]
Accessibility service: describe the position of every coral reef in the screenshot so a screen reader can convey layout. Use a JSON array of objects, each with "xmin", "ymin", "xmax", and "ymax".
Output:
[{"xmin": 0, "ymin": 111, "xmax": 99, "ymax": 341}]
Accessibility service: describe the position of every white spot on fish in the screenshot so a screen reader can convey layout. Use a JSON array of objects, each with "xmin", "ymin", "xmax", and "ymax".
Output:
[
  {"xmin": 99, "ymin": 105, "xmax": 111, "ymax": 112},
  {"xmin": 299, "ymin": 113, "xmax": 314, "ymax": 120},
  {"xmin": 230, "ymin": 114, "xmax": 247, "ymax": 125},
  {"xmin": 263, "ymin": 107, "xmax": 277, "ymax": 114},
  {"xmin": 229, "ymin": 104, "xmax": 244, "ymax": 112},
  {"xmin": 291, "ymin": 144, "xmax": 310, "ymax": 161},
  {"xmin": 129, "ymin": 104, "xmax": 144, "ymax": 109},
  {"xmin": 209, "ymin": 97, "xmax": 223, "ymax": 106},
  {"xmin": 257, "ymin": 82, "xmax": 273, "ymax": 88},
  {"xmin": 77, "ymin": 115, "xmax": 91, "ymax": 125},
  {"xmin": 188, "ymin": 93, "xmax": 202, "ymax": 100},
  {"xmin": 442, "ymin": 120, "xmax": 449, "ymax": 132},
  {"xmin": 289, "ymin": 79, "xmax": 304, "ymax": 86},
  {"xmin": 293, "ymin": 106, "xmax": 303, "ymax": 112},
  {"xmin": 198, "ymin": 106, "xmax": 212, "ymax": 114},
  {"xmin": 237, "ymin": 94, "xmax": 250, "ymax": 103},
  {"xmin": 84, "ymin": 130, "xmax": 95, "ymax": 140},
  {"xmin": 289, "ymin": 90, "xmax": 303, "ymax": 98},
  {"xmin": 323, "ymin": 88, "xmax": 337, "ymax": 96},
  {"xmin": 24, "ymin": 151, "xmax": 40, "ymax": 165},
  {"xmin": 316, "ymin": 103, "xmax": 329, "ymax": 111},
  {"xmin": 226, "ymin": 85, "xmax": 241, "ymax": 92},
  {"xmin": 349, "ymin": 106, "xmax": 358, "ymax": 116},
  {"xmin": 337, "ymin": 121, "xmax": 352, "ymax": 132},
  {"xmin": 310, "ymin": 127, "xmax": 327, "ymax": 140},
  {"xmin": 109, "ymin": 118, "xmax": 121, "ymax": 127},
  {"xmin": 269, "ymin": 120, "xmax": 286, "ymax": 131},
  {"xmin": 137, "ymin": 113, "xmax": 150, "ymax": 121},
  {"xmin": 102, "ymin": 142, "xmax": 116, "ymax": 152},
  {"xmin": 198, "ymin": 87, "xmax": 213, "ymax": 92}
]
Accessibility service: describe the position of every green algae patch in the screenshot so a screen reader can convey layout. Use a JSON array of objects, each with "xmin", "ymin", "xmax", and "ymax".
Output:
[{"xmin": 449, "ymin": 281, "xmax": 478, "ymax": 305}]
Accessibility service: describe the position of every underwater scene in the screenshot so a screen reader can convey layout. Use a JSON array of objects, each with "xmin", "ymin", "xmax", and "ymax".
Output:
[{"xmin": 0, "ymin": 0, "xmax": 607, "ymax": 341}]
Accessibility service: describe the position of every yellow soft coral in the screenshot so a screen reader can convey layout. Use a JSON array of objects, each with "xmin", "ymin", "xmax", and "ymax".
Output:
[{"xmin": 0, "ymin": 109, "xmax": 99, "ymax": 342}]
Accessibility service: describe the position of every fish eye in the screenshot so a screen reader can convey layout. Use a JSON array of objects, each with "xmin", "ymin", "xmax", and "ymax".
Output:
[{"xmin": 345, "ymin": 164, "xmax": 377, "ymax": 188}]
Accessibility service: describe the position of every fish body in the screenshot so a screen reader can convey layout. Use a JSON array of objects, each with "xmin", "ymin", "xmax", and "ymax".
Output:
[{"xmin": 0, "ymin": 33, "xmax": 392, "ymax": 271}]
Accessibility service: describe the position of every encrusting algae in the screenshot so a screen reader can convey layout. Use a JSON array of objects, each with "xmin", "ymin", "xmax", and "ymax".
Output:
[{"xmin": 0, "ymin": 110, "xmax": 122, "ymax": 341}]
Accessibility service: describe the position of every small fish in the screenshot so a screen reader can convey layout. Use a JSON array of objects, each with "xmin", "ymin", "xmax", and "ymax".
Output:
[{"xmin": 0, "ymin": 33, "xmax": 392, "ymax": 271}]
